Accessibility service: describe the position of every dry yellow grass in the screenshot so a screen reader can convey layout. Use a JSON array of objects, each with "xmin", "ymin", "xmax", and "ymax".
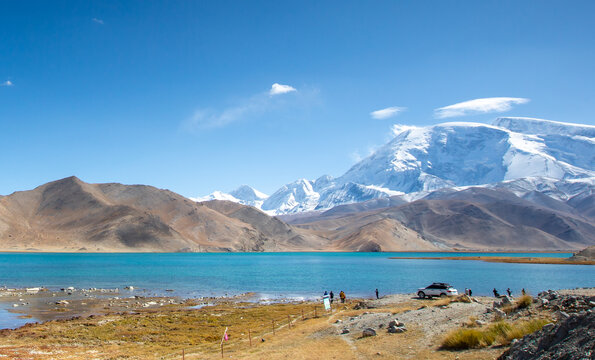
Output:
[
  {"xmin": 0, "ymin": 297, "xmax": 507, "ymax": 360},
  {"xmin": 441, "ymin": 318, "xmax": 552, "ymax": 350}
]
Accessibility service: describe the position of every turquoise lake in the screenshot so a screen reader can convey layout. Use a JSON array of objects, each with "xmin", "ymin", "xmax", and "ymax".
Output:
[{"xmin": 0, "ymin": 252, "xmax": 593, "ymax": 299}]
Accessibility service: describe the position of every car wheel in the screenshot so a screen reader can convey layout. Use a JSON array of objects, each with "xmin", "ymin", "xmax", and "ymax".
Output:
[
  {"xmin": 418, "ymin": 291, "xmax": 425, "ymax": 299},
  {"xmin": 440, "ymin": 293, "xmax": 447, "ymax": 298}
]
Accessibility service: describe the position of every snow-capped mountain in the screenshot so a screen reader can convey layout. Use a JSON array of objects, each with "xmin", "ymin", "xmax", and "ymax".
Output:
[
  {"xmin": 196, "ymin": 117, "xmax": 595, "ymax": 215},
  {"xmin": 193, "ymin": 185, "xmax": 268, "ymax": 208}
]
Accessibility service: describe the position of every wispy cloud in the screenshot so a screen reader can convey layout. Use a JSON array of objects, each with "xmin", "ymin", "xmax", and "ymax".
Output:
[
  {"xmin": 370, "ymin": 106, "xmax": 406, "ymax": 120},
  {"xmin": 183, "ymin": 83, "xmax": 302, "ymax": 131},
  {"xmin": 92, "ymin": 18, "xmax": 104, "ymax": 25},
  {"xmin": 434, "ymin": 97, "xmax": 529, "ymax": 119},
  {"xmin": 1, "ymin": 80, "xmax": 13, "ymax": 87},
  {"xmin": 269, "ymin": 83, "xmax": 296, "ymax": 96}
]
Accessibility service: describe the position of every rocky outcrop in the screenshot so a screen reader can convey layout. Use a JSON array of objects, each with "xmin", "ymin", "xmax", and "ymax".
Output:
[
  {"xmin": 569, "ymin": 245, "xmax": 595, "ymax": 261},
  {"xmin": 498, "ymin": 311, "xmax": 595, "ymax": 360}
]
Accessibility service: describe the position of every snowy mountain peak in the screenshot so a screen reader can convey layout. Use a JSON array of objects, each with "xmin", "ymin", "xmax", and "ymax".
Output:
[
  {"xmin": 493, "ymin": 117, "xmax": 595, "ymax": 137},
  {"xmin": 192, "ymin": 191, "xmax": 239, "ymax": 203},
  {"xmin": 197, "ymin": 117, "xmax": 594, "ymax": 215},
  {"xmin": 229, "ymin": 185, "xmax": 268, "ymax": 202}
]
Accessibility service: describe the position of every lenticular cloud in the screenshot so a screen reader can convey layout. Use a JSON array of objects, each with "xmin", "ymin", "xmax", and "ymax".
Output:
[{"xmin": 434, "ymin": 97, "xmax": 529, "ymax": 118}]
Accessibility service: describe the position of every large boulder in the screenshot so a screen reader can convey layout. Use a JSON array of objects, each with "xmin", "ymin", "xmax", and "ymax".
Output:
[
  {"xmin": 498, "ymin": 311, "xmax": 595, "ymax": 360},
  {"xmin": 362, "ymin": 328, "xmax": 377, "ymax": 337}
]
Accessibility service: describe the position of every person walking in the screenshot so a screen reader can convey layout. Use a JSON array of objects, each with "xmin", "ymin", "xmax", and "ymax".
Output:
[
  {"xmin": 468, "ymin": 288, "xmax": 472, "ymax": 297},
  {"xmin": 521, "ymin": 288, "xmax": 526, "ymax": 296},
  {"xmin": 330, "ymin": 291, "xmax": 334, "ymax": 304},
  {"xmin": 375, "ymin": 288, "xmax": 379, "ymax": 299},
  {"xmin": 506, "ymin": 288, "xmax": 512, "ymax": 297},
  {"xmin": 339, "ymin": 290, "xmax": 346, "ymax": 303},
  {"xmin": 493, "ymin": 288, "xmax": 500, "ymax": 297}
]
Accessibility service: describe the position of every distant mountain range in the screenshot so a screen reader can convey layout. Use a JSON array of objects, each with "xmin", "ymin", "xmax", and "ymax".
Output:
[
  {"xmin": 0, "ymin": 117, "xmax": 593, "ymax": 252},
  {"xmin": 198, "ymin": 117, "xmax": 595, "ymax": 215}
]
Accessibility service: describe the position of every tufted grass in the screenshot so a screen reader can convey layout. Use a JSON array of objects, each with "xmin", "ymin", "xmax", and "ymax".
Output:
[{"xmin": 441, "ymin": 318, "xmax": 551, "ymax": 350}]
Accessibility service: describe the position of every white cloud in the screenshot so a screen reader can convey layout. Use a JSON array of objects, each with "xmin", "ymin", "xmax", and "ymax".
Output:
[
  {"xmin": 183, "ymin": 84, "xmax": 314, "ymax": 131},
  {"xmin": 269, "ymin": 83, "xmax": 296, "ymax": 96},
  {"xmin": 92, "ymin": 18, "xmax": 104, "ymax": 25},
  {"xmin": 370, "ymin": 106, "xmax": 406, "ymax": 120},
  {"xmin": 1, "ymin": 80, "xmax": 13, "ymax": 87},
  {"xmin": 434, "ymin": 97, "xmax": 529, "ymax": 119},
  {"xmin": 185, "ymin": 97, "xmax": 265, "ymax": 130}
]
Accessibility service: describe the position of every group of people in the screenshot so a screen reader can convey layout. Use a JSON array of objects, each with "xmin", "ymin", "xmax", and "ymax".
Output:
[
  {"xmin": 323, "ymin": 289, "xmax": 381, "ymax": 303},
  {"xmin": 493, "ymin": 288, "xmax": 526, "ymax": 298},
  {"xmin": 324, "ymin": 290, "xmax": 346, "ymax": 303}
]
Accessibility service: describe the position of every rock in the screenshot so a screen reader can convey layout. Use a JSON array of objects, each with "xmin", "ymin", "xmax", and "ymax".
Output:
[
  {"xmin": 540, "ymin": 298, "xmax": 549, "ymax": 306},
  {"xmin": 501, "ymin": 296, "xmax": 512, "ymax": 306},
  {"xmin": 335, "ymin": 319, "xmax": 342, "ymax": 324},
  {"xmin": 387, "ymin": 325, "xmax": 398, "ymax": 333},
  {"xmin": 56, "ymin": 300, "xmax": 69, "ymax": 305},
  {"xmin": 341, "ymin": 328, "xmax": 350, "ymax": 334},
  {"xmin": 125, "ymin": 286, "xmax": 134, "ymax": 290},
  {"xmin": 362, "ymin": 328, "xmax": 376, "ymax": 337},
  {"xmin": 558, "ymin": 311, "xmax": 570, "ymax": 319},
  {"xmin": 494, "ymin": 308, "xmax": 506, "ymax": 319},
  {"xmin": 498, "ymin": 312, "xmax": 594, "ymax": 360},
  {"xmin": 388, "ymin": 319, "xmax": 403, "ymax": 327},
  {"xmin": 475, "ymin": 320, "xmax": 486, "ymax": 326}
]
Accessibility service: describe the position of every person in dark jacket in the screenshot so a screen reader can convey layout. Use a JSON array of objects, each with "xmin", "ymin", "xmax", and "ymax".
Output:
[
  {"xmin": 330, "ymin": 291, "xmax": 334, "ymax": 303},
  {"xmin": 375, "ymin": 288, "xmax": 379, "ymax": 299},
  {"xmin": 493, "ymin": 288, "xmax": 500, "ymax": 297}
]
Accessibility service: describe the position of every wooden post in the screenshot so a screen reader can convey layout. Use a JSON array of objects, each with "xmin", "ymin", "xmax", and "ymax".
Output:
[
  {"xmin": 182, "ymin": 349, "xmax": 185, "ymax": 360},
  {"xmin": 249, "ymin": 329, "xmax": 252, "ymax": 347},
  {"xmin": 221, "ymin": 342, "xmax": 223, "ymax": 358},
  {"xmin": 301, "ymin": 309, "xmax": 304, "ymax": 320},
  {"xmin": 272, "ymin": 319, "xmax": 275, "ymax": 335},
  {"xmin": 288, "ymin": 315, "xmax": 291, "ymax": 329}
]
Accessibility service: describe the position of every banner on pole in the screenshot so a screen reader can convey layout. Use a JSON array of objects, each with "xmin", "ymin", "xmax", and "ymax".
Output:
[{"xmin": 323, "ymin": 295, "xmax": 331, "ymax": 311}]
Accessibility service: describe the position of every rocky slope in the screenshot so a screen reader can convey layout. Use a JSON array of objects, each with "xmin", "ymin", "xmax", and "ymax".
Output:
[{"xmin": 289, "ymin": 187, "xmax": 595, "ymax": 251}]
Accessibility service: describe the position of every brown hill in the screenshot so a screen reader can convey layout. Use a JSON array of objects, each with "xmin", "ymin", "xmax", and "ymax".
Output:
[
  {"xmin": 292, "ymin": 187, "xmax": 595, "ymax": 251},
  {"xmin": 0, "ymin": 177, "xmax": 326, "ymax": 252}
]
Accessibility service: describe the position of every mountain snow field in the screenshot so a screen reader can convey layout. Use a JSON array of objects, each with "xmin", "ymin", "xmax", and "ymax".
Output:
[{"xmin": 197, "ymin": 117, "xmax": 595, "ymax": 215}]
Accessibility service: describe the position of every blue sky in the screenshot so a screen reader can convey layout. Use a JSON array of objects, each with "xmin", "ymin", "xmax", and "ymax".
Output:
[{"xmin": 1, "ymin": 1, "xmax": 594, "ymax": 197}]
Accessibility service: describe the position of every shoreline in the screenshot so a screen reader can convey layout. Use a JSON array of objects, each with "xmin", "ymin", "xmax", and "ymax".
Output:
[
  {"xmin": 0, "ymin": 250, "xmax": 575, "ymax": 253},
  {"xmin": 389, "ymin": 256, "xmax": 595, "ymax": 265}
]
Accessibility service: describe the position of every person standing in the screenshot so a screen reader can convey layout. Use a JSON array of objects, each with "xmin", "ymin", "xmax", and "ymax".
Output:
[
  {"xmin": 468, "ymin": 288, "xmax": 472, "ymax": 297},
  {"xmin": 330, "ymin": 291, "xmax": 334, "ymax": 304},
  {"xmin": 506, "ymin": 288, "xmax": 512, "ymax": 297},
  {"xmin": 493, "ymin": 288, "xmax": 500, "ymax": 297},
  {"xmin": 375, "ymin": 288, "xmax": 379, "ymax": 299},
  {"xmin": 339, "ymin": 290, "xmax": 346, "ymax": 303}
]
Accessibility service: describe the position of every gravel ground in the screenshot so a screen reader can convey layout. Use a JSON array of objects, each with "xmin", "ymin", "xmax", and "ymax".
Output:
[{"xmin": 332, "ymin": 294, "xmax": 493, "ymax": 342}]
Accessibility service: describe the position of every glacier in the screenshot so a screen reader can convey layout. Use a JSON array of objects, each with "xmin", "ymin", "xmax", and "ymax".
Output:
[{"xmin": 196, "ymin": 117, "xmax": 595, "ymax": 215}]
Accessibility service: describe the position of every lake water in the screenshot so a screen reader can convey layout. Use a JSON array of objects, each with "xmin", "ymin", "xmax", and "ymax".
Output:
[{"xmin": 0, "ymin": 252, "xmax": 592, "ymax": 299}]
